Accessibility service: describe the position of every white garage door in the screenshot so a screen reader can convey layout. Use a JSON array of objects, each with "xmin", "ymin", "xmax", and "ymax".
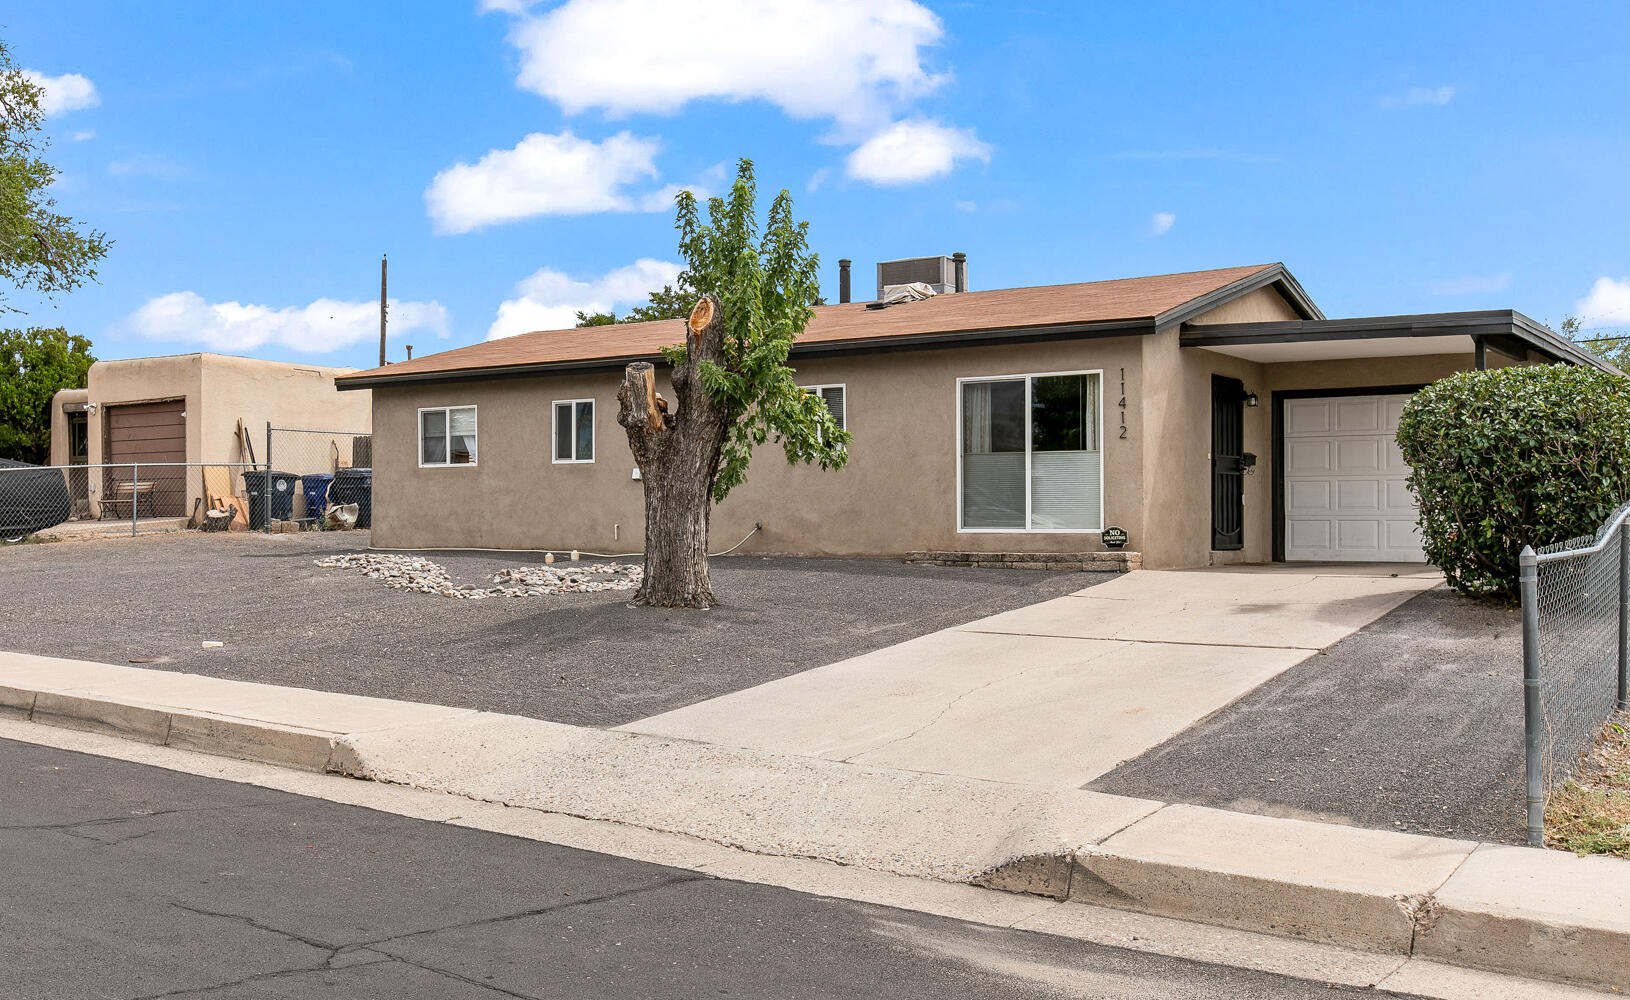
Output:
[{"xmin": 1283, "ymin": 393, "xmax": 1425, "ymax": 562}]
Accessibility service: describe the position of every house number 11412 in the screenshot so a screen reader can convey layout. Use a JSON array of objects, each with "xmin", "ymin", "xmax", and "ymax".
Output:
[{"xmin": 1117, "ymin": 368, "xmax": 1128, "ymax": 440}]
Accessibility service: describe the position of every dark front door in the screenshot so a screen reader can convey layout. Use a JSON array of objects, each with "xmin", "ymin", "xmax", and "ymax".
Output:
[{"xmin": 1211, "ymin": 375, "xmax": 1245, "ymax": 551}]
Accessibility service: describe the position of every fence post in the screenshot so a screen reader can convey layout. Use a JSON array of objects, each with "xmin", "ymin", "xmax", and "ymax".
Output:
[
  {"xmin": 1620, "ymin": 520, "xmax": 1629, "ymax": 712},
  {"xmin": 265, "ymin": 422, "xmax": 274, "ymax": 535},
  {"xmin": 131, "ymin": 462, "xmax": 139, "ymax": 537},
  {"xmin": 1519, "ymin": 545, "xmax": 1544, "ymax": 846}
]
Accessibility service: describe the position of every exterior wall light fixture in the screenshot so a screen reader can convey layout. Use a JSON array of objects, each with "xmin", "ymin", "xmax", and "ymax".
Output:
[{"xmin": 1243, "ymin": 392, "xmax": 1260, "ymax": 407}]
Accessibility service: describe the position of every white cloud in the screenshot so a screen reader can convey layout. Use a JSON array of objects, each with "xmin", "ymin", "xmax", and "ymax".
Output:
[
  {"xmin": 1575, "ymin": 277, "xmax": 1630, "ymax": 328},
  {"xmin": 1422, "ymin": 272, "xmax": 1510, "ymax": 296},
  {"xmin": 425, "ymin": 130, "xmax": 708, "ymax": 234},
  {"xmin": 129, "ymin": 292, "xmax": 449, "ymax": 353},
  {"xmin": 1380, "ymin": 85, "xmax": 1455, "ymax": 109},
  {"xmin": 70, "ymin": 129, "xmax": 95, "ymax": 142},
  {"xmin": 845, "ymin": 118, "xmax": 991, "ymax": 185},
  {"xmin": 21, "ymin": 70, "xmax": 100, "ymax": 115},
  {"xmin": 1149, "ymin": 212, "xmax": 1176, "ymax": 236},
  {"xmin": 488, "ymin": 258, "xmax": 683, "ymax": 340},
  {"xmin": 496, "ymin": 0, "xmax": 947, "ymax": 133}
]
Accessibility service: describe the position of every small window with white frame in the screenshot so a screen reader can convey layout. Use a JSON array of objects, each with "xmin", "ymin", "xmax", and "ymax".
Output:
[
  {"xmin": 803, "ymin": 383, "xmax": 846, "ymax": 431},
  {"xmin": 553, "ymin": 399, "xmax": 595, "ymax": 463},
  {"xmin": 419, "ymin": 405, "xmax": 477, "ymax": 467}
]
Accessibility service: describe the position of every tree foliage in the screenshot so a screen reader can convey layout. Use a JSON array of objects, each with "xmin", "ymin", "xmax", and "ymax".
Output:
[
  {"xmin": 0, "ymin": 326, "xmax": 94, "ymax": 463},
  {"xmin": 1562, "ymin": 315, "xmax": 1630, "ymax": 372},
  {"xmin": 663, "ymin": 159, "xmax": 849, "ymax": 502},
  {"xmin": 0, "ymin": 40, "xmax": 111, "ymax": 311},
  {"xmin": 1397, "ymin": 365, "xmax": 1630, "ymax": 599},
  {"xmin": 575, "ymin": 284, "xmax": 710, "ymax": 328}
]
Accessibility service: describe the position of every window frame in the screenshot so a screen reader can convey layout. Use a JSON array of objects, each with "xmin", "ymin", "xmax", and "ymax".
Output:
[
  {"xmin": 955, "ymin": 369, "xmax": 1104, "ymax": 534},
  {"xmin": 417, "ymin": 405, "xmax": 479, "ymax": 469},
  {"xmin": 801, "ymin": 382, "xmax": 848, "ymax": 435},
  {"xmin": 551, "ymin": 398, "xmax": 597, "ymax": 464}
]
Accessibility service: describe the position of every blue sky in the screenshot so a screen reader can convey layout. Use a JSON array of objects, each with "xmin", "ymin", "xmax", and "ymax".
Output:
[{"xmin": 9, "ymin": 1, "xmax": 1630, "ymax": 369}]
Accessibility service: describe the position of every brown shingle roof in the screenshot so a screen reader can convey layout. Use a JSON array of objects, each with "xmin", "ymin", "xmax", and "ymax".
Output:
[{"xmin": 339, "ymin": 263, "xmax": 1288, "ymax": 386}]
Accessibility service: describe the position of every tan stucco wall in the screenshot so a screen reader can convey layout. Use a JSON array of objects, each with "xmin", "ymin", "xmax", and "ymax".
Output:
[
  {"xmin": 370, "ymin": 335, "xmax": 1149, "ymax": 557},
  {"xmin": 1185, "ymin": 286, "xmax": 1304, "ymax": 325},
  {"xmin": 194, "ymin": 354, "xmax": 371, "ymax": 468},
  {"xmin": 84, "ymin": 354, "xmax": 205, "ymax": 468},
  {"xmin": 47, "ymin": 388, "xmax": 89, "ymax": 466}
]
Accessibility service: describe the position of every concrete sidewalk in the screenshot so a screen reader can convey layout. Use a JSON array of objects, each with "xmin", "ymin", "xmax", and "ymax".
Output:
[
  {"xmin": 3, "ymin": 648, "xmax": 1629, "ymax": 991},
  {"xmin": 621, "ymin": 564, "xmax": 1438, "ymax": 787}
]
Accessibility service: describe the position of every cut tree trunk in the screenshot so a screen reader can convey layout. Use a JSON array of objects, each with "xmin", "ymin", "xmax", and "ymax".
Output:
[{"xmin": 617, "ymin": 294, "xmax": 732, "ymax": 608}]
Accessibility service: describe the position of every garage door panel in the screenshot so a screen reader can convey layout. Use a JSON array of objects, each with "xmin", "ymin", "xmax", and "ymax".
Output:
[
  {"xmin": 1285, "ymin": 399, "xmax": 1331, "ymax": 434},
  {"xmin": 1287, "ymin": 440, "xmax": 1332, "ymax": 474},
  {"xmin": 1288, "ymin": 480, "xmax": 1331, "ymax": 513},
  {"xmin": 104, "ymin": 400, "xmax": 187, "ymax": 517},
  {"xmin": 1284, "ymin": 392, "xmax": 1424, "ymax": 563},
  {"xmin": 1336, "ymin": 399, "xmax": 1381, "ymax": 432},
  {"xmin": 1335, "ymin": 438, "xmax": 1381, "ymax": 472},
  {"xmin": 1288, "ymin": 520, "xmax": 1332, "ymax": 549},
  {"xmin": 1336, "ymin": 480, "xmax": 1380, "ymax": 511}
]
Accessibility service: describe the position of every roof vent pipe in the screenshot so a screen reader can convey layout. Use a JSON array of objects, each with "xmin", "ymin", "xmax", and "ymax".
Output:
[
  {"xmin": 952, "ymin": 252, "xmax": 967, "ymax": 293},
  {"xmin": 838, "ymin": 259, "xmax": 852, "ymax": 304}
]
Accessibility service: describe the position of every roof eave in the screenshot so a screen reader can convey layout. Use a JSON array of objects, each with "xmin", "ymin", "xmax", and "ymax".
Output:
[
  {"xmin": 1154, "ymin": 263, "xmax": 1324, "ymax": 329},
  {"xmin": 333, "ymin": 317, "xmax": 1159, "ymax": 390}
]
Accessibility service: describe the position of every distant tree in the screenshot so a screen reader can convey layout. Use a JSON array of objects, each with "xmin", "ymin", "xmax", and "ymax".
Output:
[
  {"xmin": 0, "ymin": 40, "xmax": 111, "ymax": 311},
  {"xmin": 579, "ymin": 282, "xmax": 822, "ymax": 329},
  {"xmin": 616, "ymin": 160, "xmax": 848, "ymax": 608},
  {"xmin": 575, "ymin": 310, "xmax": 617, "ymax": 327},
  {"xmin": 1562, "ymin": 315, "xmax": 1630, "ymax": 371},
  {"xmin": 0, "ymin": 326, "xmax": 93, "ymax": 463}
]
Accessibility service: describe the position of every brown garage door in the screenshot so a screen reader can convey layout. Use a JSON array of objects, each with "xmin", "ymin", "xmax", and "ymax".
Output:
[{"xmin": 103, "ymin": 399, "xmax": 187, "ymax": 517}]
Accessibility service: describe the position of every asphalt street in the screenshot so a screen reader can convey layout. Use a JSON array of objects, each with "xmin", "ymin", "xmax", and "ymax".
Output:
[
  {"xmin": 1090, "ymin": 586, "xmax": 1525, "ymax": 843},
  {"xmin": 0, "ymin": 532, "xmax": 1104, "ymax": 727},
  {"xmin": 0, "ymin": 737, "xmax": 1376, "ymax": 1000}
]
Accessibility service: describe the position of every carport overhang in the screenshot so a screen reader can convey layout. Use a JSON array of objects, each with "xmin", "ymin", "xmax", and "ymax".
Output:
[{"xmin": 1179, "ymin": 309, "xmax": 1618, "ymax": 373}]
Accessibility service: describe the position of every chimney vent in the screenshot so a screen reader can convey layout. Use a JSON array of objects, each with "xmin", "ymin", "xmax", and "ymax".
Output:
[
  {"xmin": 952, "ymin": 252, "xmax": 967, "ymax": 293},
  {"xmin": 838, "ymin": 259, "xmax": 852, "ymax": 304}
]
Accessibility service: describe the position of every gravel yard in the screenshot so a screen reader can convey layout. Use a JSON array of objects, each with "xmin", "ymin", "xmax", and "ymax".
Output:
[
  {"xmin": 1088, "ymin": 586, "xmax": 1527, "ymax": 844},
  {"xmin": 0, "ymin": 531, "xmax": 1105, "ymax": 727}
]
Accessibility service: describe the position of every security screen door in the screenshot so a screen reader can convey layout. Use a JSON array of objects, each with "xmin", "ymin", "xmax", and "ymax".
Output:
[{"xmin": 960, "ymin": 373, "xmax": 1102, "ymax": 531}]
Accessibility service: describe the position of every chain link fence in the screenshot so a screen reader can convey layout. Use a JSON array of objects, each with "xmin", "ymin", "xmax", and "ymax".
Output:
[
  {"xmin": 0, "ymin": 424, "xmax": 372, "ymax": 541},
  {"xmin": 0, "ymin": 461, "xmax": 261, "ymax": 539},
  {"xmin": 262, "ymin": 426, "xmax": 372, "ymax": 533},
  {"xmin": 1520, "ymin": 501, "xmax": 1630, "ymax": 844}
]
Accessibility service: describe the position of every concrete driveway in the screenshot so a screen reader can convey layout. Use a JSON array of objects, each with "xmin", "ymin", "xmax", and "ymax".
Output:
[{"xmin": 622, "ymin": 564, "xmax": 1438, "ymax": 788}]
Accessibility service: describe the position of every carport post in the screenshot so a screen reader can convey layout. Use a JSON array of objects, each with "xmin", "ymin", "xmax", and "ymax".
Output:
[
  {"xmin": 1620, "ymin": 521, "xmax": 1629, "ymax": 711},
  {"xmin": 1519, "ymin": 545, "xmax": 1544, "ymax": 846}
]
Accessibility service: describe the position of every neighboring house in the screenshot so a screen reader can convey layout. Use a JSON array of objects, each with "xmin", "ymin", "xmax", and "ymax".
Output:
[
  {"xmin": 334, "ymin": 260, "xmax": 1607, "ymax": 570},
  {"xmin": 48, "ymin": 353, "xmax": 371, "ymax": 519}
]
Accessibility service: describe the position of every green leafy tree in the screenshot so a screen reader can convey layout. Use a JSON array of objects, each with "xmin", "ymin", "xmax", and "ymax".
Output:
[
  {"xmin": 615, "ymin": 159, "xmax": 849, "ymax": 608},
  {"xmin": 574, "ymin": 310, "xmax": 617, "ymax": 327},
  {"xmin": 578, "ymin": 282, "xmax": 819, "ymax": 329},
  {"xmin": 1561, "ymin": 315, "xmax": 1630, "ymax": 371},
  {"xmin": 0, "ymin": 326, "xmax": 93, "ymax": 463},
  {"xmin": 0, "ymin": 40, "xmax": 111, "ymax": 311}
]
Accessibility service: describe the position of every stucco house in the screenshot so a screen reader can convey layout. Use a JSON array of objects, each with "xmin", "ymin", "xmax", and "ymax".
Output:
[
  {"xmin": 334, "ymin": 261, "xmax": 1606, "ymax": 570},
  {"xmin": 49, "ymin": 353, "xmax": 371, "ymax": 519}
]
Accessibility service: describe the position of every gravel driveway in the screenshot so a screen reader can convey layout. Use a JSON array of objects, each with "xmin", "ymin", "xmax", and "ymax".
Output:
[
  {"xmin": 0, "ymin": 531, "xmax": 1105, "ymax": 727},
  {"xmin": 1088, "ymin": 586, "xmax": 1526, "ymax": 843}
]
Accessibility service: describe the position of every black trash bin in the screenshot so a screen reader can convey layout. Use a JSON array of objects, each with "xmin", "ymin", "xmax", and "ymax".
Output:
[
  {"xmin": 242, "ymin": 470, "xmax": 299, "ymax": 529},
  {"xmin": 330, "ymin": 467, "xmax": 372, "ymax": 528}
]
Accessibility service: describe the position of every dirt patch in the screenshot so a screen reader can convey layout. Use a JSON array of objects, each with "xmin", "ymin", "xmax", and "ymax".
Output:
[{"xmin": 1546, "ymin": 715, "xmax": 1630, "ymax": 857}]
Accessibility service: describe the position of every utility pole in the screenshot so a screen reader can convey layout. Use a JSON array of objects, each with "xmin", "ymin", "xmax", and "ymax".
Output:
[{"xmin": 378, "ymin": 254, "xmax": 388, "ymax": 367}]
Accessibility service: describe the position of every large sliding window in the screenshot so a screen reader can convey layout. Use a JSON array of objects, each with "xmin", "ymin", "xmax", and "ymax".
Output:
[{"xmin": 959, "ymin": 371, "xmax": 1102, "ymax": 532}]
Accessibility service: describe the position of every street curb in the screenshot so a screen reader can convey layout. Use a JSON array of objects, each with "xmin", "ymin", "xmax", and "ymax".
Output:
[{"xmin": 2, "ymin": 656, "xmax": 1627, "ymax": 994}]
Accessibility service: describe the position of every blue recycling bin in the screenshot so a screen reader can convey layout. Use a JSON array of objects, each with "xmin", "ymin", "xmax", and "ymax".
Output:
[{"xmin": 300, "ymin": 473, "xmax": 334, "ymax": 522}]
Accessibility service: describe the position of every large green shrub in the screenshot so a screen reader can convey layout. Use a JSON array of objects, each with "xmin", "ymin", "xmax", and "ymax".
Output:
[{"xmin": 1396, "ymin": 365, "xmax": 1630, "ymax": 599}]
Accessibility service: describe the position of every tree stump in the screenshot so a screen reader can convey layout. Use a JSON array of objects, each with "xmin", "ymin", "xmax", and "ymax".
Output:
[{"xmin": 617, "ymin": 294, "xmax": 732, "ymax": 608}]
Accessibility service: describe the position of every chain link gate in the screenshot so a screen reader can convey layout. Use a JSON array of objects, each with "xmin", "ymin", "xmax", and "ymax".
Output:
[
  {"xmin": 1519, "ymin": 502, "xmax": 1630, "ymax": 845},
  {"xmin": 261, "ymin": 424, "xmax": 372, "ymax": 533}
]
